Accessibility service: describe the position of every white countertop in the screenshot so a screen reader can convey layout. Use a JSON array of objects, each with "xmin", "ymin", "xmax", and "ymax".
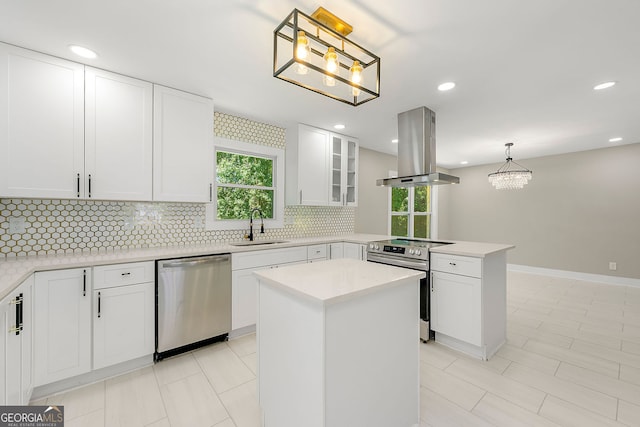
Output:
[
  {"xmin": 430, "ymin": 241, "xmax": 515, "ymax": 257},
  {"xmin": 0, "ymin": 233, "xmax": 514, "ymax": 300},
  {"xmin": 0, "ymin": 234, "xmax": 387, "ymax": 300},
  {"xmin": 254, "ymin": 258, "xmax": 426, "ymax": 305}
]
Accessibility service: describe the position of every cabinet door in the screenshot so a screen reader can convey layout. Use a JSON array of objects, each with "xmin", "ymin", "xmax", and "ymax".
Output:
[
  {"xmin": 329, "ymin": 242, "xmax": 344, "ymax": 259},
  {"xmin": 0, "ymin": 296, "xmax": 7, "ymax": 404},
  {"xmin": 19, "ymin": 275, "xmax": 33, "ymax": 404},
  {"xmin": 153, "ymin": 85, "xmax": 214, "ymax": 202},
  {"xmin": 232, "ymin": 267, "xmax": 260, "ymax": 330},
  {"xmin": 344, "ymin": 137, "xmax": 358, "ymax": 206},
  {"xmin": 430, "ymin": 271, "xmax": 481, "ymax": 346},
  {"xmin": 0, "ymin": 42, "xmax": 85, "ymax": 199},
  {"xmin": 93, "ymin": 282, "xmax": 154, "ymax": 370},
  {"xmin": 34, "ymin": 268, "xmax": 91, "ymax": 386},
  {"xmin": 3, "ymin": 290, "xmax": 21, "ymax": 404},
  {"xmin": 85, "ymin": 67, "xmax": 153, "ymax": 201},
  {"xmin": 297, "ymin": 125, "xmax": 329, "ymax": 205},
  {"xmin": 343, "ymin": 243, "xmax": 365, "ymax": 260},
  {"xmin": 329, "ymin": 134, "xmax": 343, "ymax": 206}
]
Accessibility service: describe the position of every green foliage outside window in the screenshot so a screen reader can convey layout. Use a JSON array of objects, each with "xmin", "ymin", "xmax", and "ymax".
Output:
[
  {"xmin": 391, "ymin": 186, "xmax": 431, "ymax": 238},
  {"xmin": 216, "ymin": 151, "xmax": 275, "ymax": 220}
]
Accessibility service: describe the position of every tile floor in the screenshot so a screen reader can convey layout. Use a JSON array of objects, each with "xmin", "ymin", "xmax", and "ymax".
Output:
[{"xmin": 31, "ymin": 271, "xmax": 640, "ymax": 426}]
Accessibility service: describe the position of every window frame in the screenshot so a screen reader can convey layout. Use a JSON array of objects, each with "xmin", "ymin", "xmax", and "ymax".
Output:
[
  {"xmin": 206, "ymin": 137, "xmax": 284, "ymax": 230},
  {"xmin": 387, "ymin": 170, "xmax": 439, "ymax": 239}
]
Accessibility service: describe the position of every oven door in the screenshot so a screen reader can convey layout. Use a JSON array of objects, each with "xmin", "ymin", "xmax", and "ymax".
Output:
[{"xmin": 367, "ymin": 253, "xmax": 431, "ymax": 341}]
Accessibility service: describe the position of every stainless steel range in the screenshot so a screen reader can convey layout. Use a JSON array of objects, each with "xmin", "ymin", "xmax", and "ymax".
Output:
[{"xmin": 367, "ymin": 239, "xmax": 451, "ymax": 341}]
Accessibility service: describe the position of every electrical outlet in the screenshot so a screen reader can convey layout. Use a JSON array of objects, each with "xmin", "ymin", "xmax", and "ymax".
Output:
[
  {"xmin": 9, "ymin": 217, "xmax": 26, "ymax": 234},
  {"xmin": 194, "ymin": 217, "xmax": 203, "ymax": 228},
  {"xmin": 609, "ymin": 262, "xmax": 617, "ymax": 271}
]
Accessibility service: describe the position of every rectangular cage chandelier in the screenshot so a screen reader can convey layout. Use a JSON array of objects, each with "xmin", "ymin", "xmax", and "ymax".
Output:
[{"xmin": 273, "ymin": 8, "xmax": 381, "ymax": 106}]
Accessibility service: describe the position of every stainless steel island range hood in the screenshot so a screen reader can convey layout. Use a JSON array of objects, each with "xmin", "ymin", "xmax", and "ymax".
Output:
[{"xmin": 377, "ymin": 106, "xmax": 460, "ymax": 187}]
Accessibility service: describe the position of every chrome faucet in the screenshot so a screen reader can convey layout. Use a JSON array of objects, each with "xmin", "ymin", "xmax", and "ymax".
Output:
[{"xmin": 247, "ymin": 208, "xmax": 265, "ymax": 241}]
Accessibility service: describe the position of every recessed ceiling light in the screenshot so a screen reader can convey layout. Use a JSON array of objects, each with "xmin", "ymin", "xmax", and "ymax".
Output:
[
  {"xmin": 593, "ymin": 81, "xmax": 616, "ymax": 90},
  {"xmin": 334, "ymin": 124, "xmax": 345, "ymax": 130},
  {"xmin": 609, "ymin": 137, "xmax": 623, "ymax": 142},
  {"xmin": 460, "ymin": 161, "xmax": 469, "ymax": 165},
  {"xmin": 69, "ymin": 45, "xmax": 98, "ymax": 59},
  {"xmin": 391, "ymin": 139, "xmax": 398, "ymax": 143},
  {"xmin": 438, "ymin": 82, "xmax": 456, "ymax": 91}
]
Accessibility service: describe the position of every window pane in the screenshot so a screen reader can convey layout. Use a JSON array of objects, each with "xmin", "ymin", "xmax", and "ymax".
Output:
[
  {"xmin": 216, "ymin": 151, "xmax": 273, "ymax": 186},
  {"xmin": 391, "ymin": 187, "xmax": 409, "ymax": 212},
  {"xmin": 413, "ymin": 214, "xmax": 431, "ymax": 239},
  {"xmin": 414, "ymin": 186, "xmax": 430, "ymax": 212},
  {"xmin": 391, "ymin": 215, "xmax": 409, "ymax": 236},
  {"xmin": 217, "ymin": 187, "xmax": 274, "ymax": 219}
]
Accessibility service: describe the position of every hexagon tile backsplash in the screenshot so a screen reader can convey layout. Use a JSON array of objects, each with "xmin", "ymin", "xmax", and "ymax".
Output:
[{"xmin": 0, "ymin": 199, "xmax": 355, "ymax": 258}]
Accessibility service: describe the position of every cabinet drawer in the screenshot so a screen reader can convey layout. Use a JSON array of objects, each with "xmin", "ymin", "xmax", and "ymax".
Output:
[
  {"xmin": 431, "ymin": 254, "xmax": 481, "ymax": 278},
  {"xmin": 232, "ymin": 246, "xmax": 308, "ymax": 270},
  {"xmin": 307, "ymin": 244, "xmax": 327, "ymax": 260},
  {"xmin": 93, "ymin": 261, "xmax": 155, "ymax": 289}
]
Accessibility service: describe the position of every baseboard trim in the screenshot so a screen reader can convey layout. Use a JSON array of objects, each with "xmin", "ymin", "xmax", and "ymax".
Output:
[{"xmin": 508, "ymin": 264, "xmax": 640, "ymax": 288}]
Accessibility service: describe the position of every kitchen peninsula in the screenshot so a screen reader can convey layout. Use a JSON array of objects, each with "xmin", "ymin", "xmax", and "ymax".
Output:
[{"xmin": 254, "ymin": 258, "xmax": 425, "ymax": 427}]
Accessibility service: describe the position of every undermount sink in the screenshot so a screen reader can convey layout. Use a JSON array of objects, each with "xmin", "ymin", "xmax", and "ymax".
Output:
[{"xmin": 230, "ymin": 239, "xmax": 288, "ymax": 247}]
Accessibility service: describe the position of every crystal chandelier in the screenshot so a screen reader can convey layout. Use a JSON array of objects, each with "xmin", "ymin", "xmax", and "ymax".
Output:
[
  {"xmin": 488, "ymin": 143, "xmax": 533, "ymax": 190},
  {"xmin": 273, "ymin": 8, "xmax": 381, "ymax": 106}
]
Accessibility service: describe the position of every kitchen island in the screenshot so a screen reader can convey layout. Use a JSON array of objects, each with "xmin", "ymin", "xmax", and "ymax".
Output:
[{"xmin": 254, "ymin": 259, "xmax": 425, "ymax": 427}]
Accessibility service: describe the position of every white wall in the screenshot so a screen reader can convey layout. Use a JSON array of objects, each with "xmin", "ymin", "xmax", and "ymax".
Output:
[{"xmin": 354, "ymin": 148, "xmax": 397, "ymax": 235}]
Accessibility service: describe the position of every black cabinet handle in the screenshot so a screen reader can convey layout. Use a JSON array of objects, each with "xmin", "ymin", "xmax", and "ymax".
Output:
[
  {"xmin": 121, "ymin": 272, "xmax": 131, "ymax": 276},
  {"xmin": 76, "ymin": 173, "xmax": 80, "ymax": 198},
  {"xmin": 209, "ymin": 183, "xmax": 213, "ymax": 202},
  {"xmin": 83, "ymin": 269, "xmax": 86, "ymax": 296},
  {"xmin": 88, "ymin": 174, "xmax": 92, "ymax": 198},
  {"xmin": 17, "ymin": 293, "xmax": 23, "ymax": 334},
  {"xmin": 97, "ymin": 292, "xmax": 101, "ymax": 318}
]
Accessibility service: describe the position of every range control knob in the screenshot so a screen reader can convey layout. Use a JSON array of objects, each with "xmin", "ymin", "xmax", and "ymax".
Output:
[
  {"xmin": 409, "ymin": 249, "xmax": 415, "ymax": 255},
  {"xmin": 416, "ymin": 250, "xmax": 422, "ymax": 256},
  {"xmin": 369, "ymin": 243, "xmax": 375, "ymax": 250}
]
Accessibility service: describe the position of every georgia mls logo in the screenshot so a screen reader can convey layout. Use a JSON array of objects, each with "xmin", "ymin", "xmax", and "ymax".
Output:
[{"xmin": 0, "ymin": 405, "xmax": 64, "ymax": 427}]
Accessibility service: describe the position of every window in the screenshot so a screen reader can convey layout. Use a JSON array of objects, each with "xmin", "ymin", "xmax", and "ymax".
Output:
[
  {"xmin": 216, "ymin": 151, "xmax": 274, "ymax": 219},
  {"xmin": 388, "ymin": 171, "xmax": 436, "ymax": 238},
  {"xmin": 206, "ymin": 138, "xmax": 284, "ymax": 230}
]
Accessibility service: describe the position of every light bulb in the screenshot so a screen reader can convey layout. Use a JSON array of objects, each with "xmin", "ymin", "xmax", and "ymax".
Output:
[
  {"xmin": 295, "ymin": 31, "xmax": 310, "ymax": 60},
  {"xmin": 350, "ymin": 60, "xmax": 363, "ymax": 84},
  {"xmin": 350, "ymin": 60, "xmax": 363, "ymax": 96},
  {"xmin": 323, "ymin": 47, "xmax": 339, "ymax": 74}
]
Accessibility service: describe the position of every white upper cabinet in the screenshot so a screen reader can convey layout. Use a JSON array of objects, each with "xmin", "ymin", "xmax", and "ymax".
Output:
[
  {"xmin": 0, "ymin": 42, "xmax": 85, "ymax": 199},
  {"xmin": 297, "ymin": 125, "xmax": 330, "ymax": 205},
  {"xmin": 153, "ymin": 85, "xmax": 214, "ymax": 203},
  {"xmin": 329, "ymin": 134, "xmax": 358, "ymax": 207},
  {"xmin": 286, "ymin": 124, "xmax": 358, "ymax": 206},
  {"xmin": 85, "ymin": 67, "xmax": 153, "ymax": 201}
]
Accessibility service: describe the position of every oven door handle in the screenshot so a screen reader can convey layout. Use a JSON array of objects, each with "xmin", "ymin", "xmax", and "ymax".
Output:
[{"xmin": 367, "ymin": 253, "xmax": 428, "ymax": 271}]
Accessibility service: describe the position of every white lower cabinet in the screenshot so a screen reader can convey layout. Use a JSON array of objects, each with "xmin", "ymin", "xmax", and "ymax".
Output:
[
  {"xmin": 34, "ymin": 268, "xmax": 92, "ymax": 387},
  {"xmin": 344, "ymin": 242, "xmax": 366, "ymax": 260},
  {"xmin": 307, "ymin": 244, "xmax": 327, "ymax": 263},
  {"xmin": 34, "ymin": 261, "xmax": 154, "ymax": 388},
  {"xmin": 329, "ymin": 242, "xmax": 366, "ymax": 260},
  {"xmin": 430, "ymin": 271, "xmax": 481, "ymax": 346},
  {"xmin": 231, "ymin": 246, "xmax": 308, "ymax": 331},
  {"xmin": 93, "ymin": 281, "xmax": 154, "ymax": 370},
  {"xmin": 430, "ymin": 252, "xmax": 506, "ymax": 359},
  {"xmin": 1, "ymin": 275, "xmax": 33, "ymax": 405}
]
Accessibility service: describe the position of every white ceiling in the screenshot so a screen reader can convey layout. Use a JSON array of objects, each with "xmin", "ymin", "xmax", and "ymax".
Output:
[{"xmin": 1, "ymin": 0, "xmax": 639, "ymax": 169}]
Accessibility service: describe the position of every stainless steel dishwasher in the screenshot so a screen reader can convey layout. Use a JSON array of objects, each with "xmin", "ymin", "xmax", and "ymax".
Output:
[{"xmin": 155, "ymin": 253, "xmax": 231, "ymax": 361}]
